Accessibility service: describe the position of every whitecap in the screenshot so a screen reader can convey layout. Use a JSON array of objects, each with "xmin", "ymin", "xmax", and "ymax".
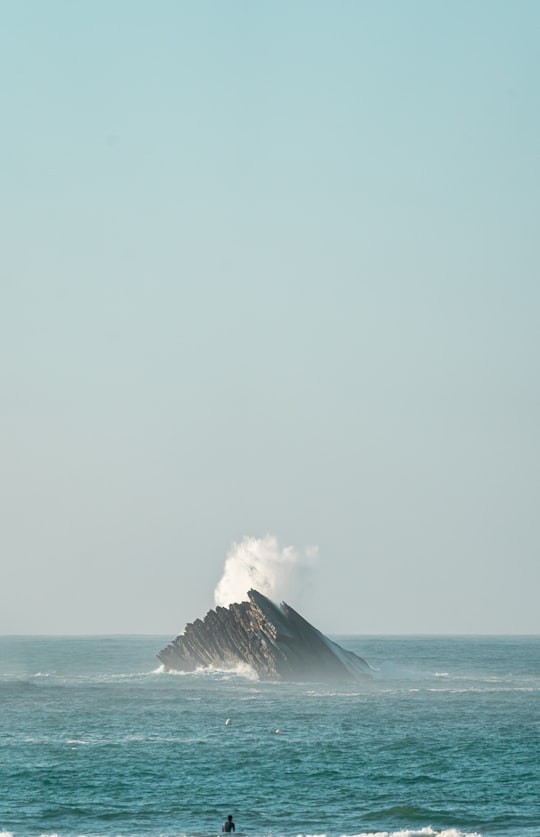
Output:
[{"xmin": 340, "ymin": 828, "xmax": 482, "ymax": 837}]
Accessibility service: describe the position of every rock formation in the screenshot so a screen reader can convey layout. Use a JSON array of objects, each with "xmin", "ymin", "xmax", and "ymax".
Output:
[{"xmin": 158, "ymin": 589, "xmax": 372, "ymax": 681}]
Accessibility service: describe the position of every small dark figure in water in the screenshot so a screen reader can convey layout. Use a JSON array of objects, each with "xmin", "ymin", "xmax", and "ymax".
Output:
[{"xmin": 222, "ymin": 815, "xmax": 235, "ymax": 832}]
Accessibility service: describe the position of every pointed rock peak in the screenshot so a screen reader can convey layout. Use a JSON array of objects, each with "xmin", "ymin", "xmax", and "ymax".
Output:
[{"xmin": 158, "ymin": 589, "xmax": 372, "ymax": 682}]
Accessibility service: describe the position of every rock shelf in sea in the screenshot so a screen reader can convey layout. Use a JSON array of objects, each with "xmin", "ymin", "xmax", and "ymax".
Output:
[{"xmin": 158, "ymin": 588, "xmax": 372, "ymax": 681}]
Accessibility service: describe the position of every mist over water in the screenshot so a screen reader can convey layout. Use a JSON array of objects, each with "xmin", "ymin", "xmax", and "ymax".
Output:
[{"xmin": 213, "ymin": 535, "xmax": 318, "ymax": 608}]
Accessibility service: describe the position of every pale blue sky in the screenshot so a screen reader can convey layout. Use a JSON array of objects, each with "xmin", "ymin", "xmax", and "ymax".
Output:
[{"xmin": 2, "ymin": 1, "xmax": 539, "ymax": 635}]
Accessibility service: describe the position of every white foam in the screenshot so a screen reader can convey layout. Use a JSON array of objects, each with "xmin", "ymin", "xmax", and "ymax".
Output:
[
  {"xmin": 193, "ymin": 661, "xmax": 259, "ymax": 681},
  {"xmin": 157, "ymin": 661, "xmax": 259, "ymax": 681},
  {"xmin": 342, "ymin": 829, "xmax": 482, "ymax": 837},
  {"xmin": 214, "ymin": 534, "xmax": 318, "ymax": 608},
  {"xmin": 1, "ymin": 830, "xmax": 484, "ymax": 837}
]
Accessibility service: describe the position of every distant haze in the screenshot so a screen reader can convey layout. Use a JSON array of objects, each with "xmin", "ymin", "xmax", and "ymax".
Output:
[{"xmin": 1, "ymin": 2, "xmax": 539, "ymax": 635}]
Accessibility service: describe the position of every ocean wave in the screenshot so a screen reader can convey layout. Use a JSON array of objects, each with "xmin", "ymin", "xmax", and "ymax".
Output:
[
  {"xmin": 0, "ymin": 831, "xmax": 484, "ymax": 837},
  {"xmin": 343, "ymin": 831, "xmax": 482, "ymax": 837},
  {"xmin": 343, "ymin": 829, "xmax": 483, "ymax": 837},
  {"xmin": 157, "ymin": 661, "xmax": 259, "ymax": 681}
]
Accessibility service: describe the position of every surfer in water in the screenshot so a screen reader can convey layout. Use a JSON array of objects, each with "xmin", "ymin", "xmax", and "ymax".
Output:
[{"xmin": 222, "ymin": 815, "xmax": 235, "ymax": 832}]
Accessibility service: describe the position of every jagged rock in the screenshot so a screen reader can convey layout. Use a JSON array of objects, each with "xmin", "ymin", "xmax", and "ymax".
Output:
[{"xmin": 158, "ymin": 589, "xmax": 372, "ymax": 681}]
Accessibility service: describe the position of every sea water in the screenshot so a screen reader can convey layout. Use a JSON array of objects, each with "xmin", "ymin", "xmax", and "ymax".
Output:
[{"xmin": 0, "ymin": 635, "xmax": 538, "ymax": 837}]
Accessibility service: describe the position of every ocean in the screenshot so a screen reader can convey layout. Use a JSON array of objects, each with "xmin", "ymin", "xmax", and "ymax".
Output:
[{"xmin": 1, "ymin": 634, "xmax": 538, "ymax": 837}]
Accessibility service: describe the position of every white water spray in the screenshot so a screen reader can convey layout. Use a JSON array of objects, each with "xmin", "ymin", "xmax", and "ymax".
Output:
[{"xmin": 214, "ymin": 534, "xmax": 318, "ymax": 608}]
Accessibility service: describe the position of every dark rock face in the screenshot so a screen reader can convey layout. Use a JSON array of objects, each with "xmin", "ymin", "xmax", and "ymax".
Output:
[{"xmin": 158, "ymin": 589, "xmax": 372, "ymax": 681}]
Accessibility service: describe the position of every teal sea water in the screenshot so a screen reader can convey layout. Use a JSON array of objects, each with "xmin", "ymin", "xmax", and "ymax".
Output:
[{"xmin": 1, "ymin": 635, "xmax": 538, "ymax": 837}]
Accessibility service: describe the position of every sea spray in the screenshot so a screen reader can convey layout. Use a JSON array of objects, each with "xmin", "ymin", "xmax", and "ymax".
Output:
[{"xmin": 214, "ymin": 534, "xmax": 318, "ymax": 607}]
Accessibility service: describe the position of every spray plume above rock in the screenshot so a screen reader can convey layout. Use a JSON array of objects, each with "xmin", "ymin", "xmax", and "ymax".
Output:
[
  {"xmin": 158, "ymin": 588, "xmax": 372, "ymax": 681},
  {"xmin": 213, "ymin": 534, "xmax": 318, "ymax": 609}
]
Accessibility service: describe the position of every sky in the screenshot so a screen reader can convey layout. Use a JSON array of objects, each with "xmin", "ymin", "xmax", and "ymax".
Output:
[{"xmin": 1, "ymin": 1, "xmax": 539, "ymax": 636}]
